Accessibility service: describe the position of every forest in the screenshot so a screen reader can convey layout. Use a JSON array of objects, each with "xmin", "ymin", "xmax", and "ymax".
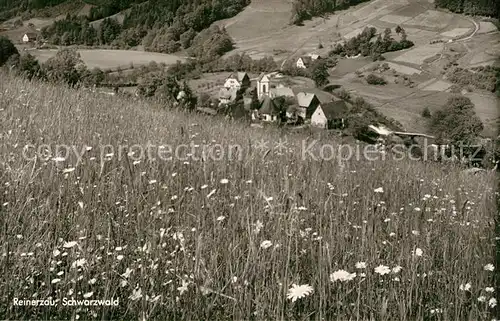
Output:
[
  {"xmin": 38, "ymin": 0, "xmax": 249, "ymax": 59},
  {"xmin": 434, "ymin": 0, "xmax": 500, "ymax": 18},
  {"xmin": 291, "ymin": 0, "xmax": 370, "ymax": 24}
]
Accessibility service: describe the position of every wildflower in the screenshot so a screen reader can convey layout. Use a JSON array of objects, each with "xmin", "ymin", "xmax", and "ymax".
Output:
[
  {"xmin": 88, "ymin": 278, "xmax": 97, "ymax": 285},
  {"xmin": 459, "ymin": 283, "xmax": 472, "ymax": 291},
  {"xmin": 484, "ymin": 264, "xmax": 495, "ymax": 271},
  {"xmin": 71, "ymin": 258, "xmax": 87, "ymax": 269},
  {"xmin": 63, "ymin": 241, "xmax": 78, "ymax": 249},
  {"xmin": 330, "ymin": 270, "xmax": 357, "ymax": 282},
  {"xmin": 392, "ymin": 265, "xmax": 402, "ymax": 274},
  {"xmin": 232, "ymin": 276, "xmax": 238, "ymax": 283},
  {"xmin": 413, "ymin": 248, "xmax": 423, "ymax": 257},
  {"xmin": 489, "ymin": 298, "xmax": 497, "ymax": 308},
  {"xmin": 478, "ymin": 296, "xmax": 487, "ymax": 302},
  {"xmin": 51, "ymin": 278, "xmax": 61, "ymax": 284},
  {"xmin": 121, "ymin": 268, "xmax": 133, "ymax": 279},
  {"xmin": 177, "ymin": 280, "xmax": 189, "ymax": 296},
  {"xmin": 220, "ymin": 178, "xmax": 229, "ymax": 184},
  {"xmin": 52, "ymin": 157, "xmax": 66, "ymax": 162},
  {"xmin": 374, "ymin": 265, "xmax": 391, "ymax": 276},
  {"xmin": 149, "ymin": 180, "xmax": 157, "ymax": 185},
  {"xmin": 355, "ymin": 262, "xmax": 366, "ymax": 269},
  {"xmin": 216, "ymin": 216, "xmax": 226, "ymax": 222},
  {"xmin": 260, "ymin": 240, "xmax": 273, "ymax": 249},
  {"xmin": 485, "ymin": 287, "xmax": 495, "ymax": 293},
  {"xmin": 253, "ymin": 220, "xmax": 264, "ymax": 235},
  {"xmin": 53, "ymin": 249, "xmax": 61, "ymax": 257},
  {"xmin": 117, "ymin": 255, "xmax": 124, "ymax": 261},
  {"xmin": 287, "ymin": 284, "xmax": 314, "ymax": 302},
  {"xmin": 374, "ymin": 187, "xmax": 384, "ymax": 193},
  {"xmin": 129, "ymin": 288, "xmax": 142, "ymax": 301}
]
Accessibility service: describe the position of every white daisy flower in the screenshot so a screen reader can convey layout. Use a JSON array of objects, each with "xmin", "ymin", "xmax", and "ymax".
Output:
[
  {"xmin": 286, "ymin": 284, "xmax": 314, "ymax": 302},
  {"xmin": 374, "ymin": 265, "xmax": 391, "ymax": 275},
  {"xmin": 260, "ymin": 240, "xmax": 273, "ymax": 249},
  {"xmin": 330, "ymin": 270, "xmax": 357, "ymax": 282}
]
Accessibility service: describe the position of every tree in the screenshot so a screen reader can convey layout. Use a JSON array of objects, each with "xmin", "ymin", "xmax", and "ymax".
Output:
[
  {"xmin": 311, "ymin": 59, "xmax": 329, "ymax": 88},
  {"xmin": 366, "ymin": 74, "xmax": 387, "ymax": 85},
  {"xmin": 18, "ymin": 53, "xmax": 41, "ymax": 80},
  {"xmin": 0, "ymin": 36, "xmax": 19, "ymax": 67},
  {"xmin": 421, "ymin": 107, "xmax": 431, "ymax": 118},
  {"xmin": 42, "ymin": 48, "xmax": 84, "ymax": 86},
  {"xmin": 430, "ymin": 96, "xmax": 483, "ymax": 145}
]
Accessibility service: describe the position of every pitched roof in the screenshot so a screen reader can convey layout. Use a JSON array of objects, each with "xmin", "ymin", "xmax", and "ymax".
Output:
[
  {"xmin": 296, "ymin": 92, "xmax": 317, "ymax": 107},
  {"xmin": 237, "ymin": 72, "xmax": 248, "ymax": 82},
  {"xmin": 298, "ymin": 56, "xmax": 313, "ymax": 65},
  {"xmin": 23, "ymin": 32, "xmax": 38, "ymax": 40},
  {"xmin": 307, "ymin": 53, "xmax": 321, "ymax": 60},
  {"xmin": 228, "ymin": 72, "xmax": 249, "ymax": 82},
  {"xmin": 259, "ymin": 97, "xmax": 280, "ymax": 115},
  {"xmin": 319, "ymin": 101, "xmax": 349, "ymax": 120}
]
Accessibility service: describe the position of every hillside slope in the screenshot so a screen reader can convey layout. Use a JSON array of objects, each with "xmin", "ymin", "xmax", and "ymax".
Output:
[{"xmin": 0, "ymin": 74, "xmax": 498, "ymax": 319}]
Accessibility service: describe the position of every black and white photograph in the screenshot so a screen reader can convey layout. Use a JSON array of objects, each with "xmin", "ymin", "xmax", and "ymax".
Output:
[{"xmin": 0, "ymin": 0, "xmax": 499, "ymax": 319}]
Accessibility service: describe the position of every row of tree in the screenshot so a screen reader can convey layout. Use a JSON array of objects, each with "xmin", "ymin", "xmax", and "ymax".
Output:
[{"xmin": 329, "ymin": 26, "xmax": 414, "ymax": 61}]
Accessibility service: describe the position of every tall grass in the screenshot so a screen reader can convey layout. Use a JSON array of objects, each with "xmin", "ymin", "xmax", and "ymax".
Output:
[{"xmin": 0, "ymin": 75, "xmax": 498, "ymax": 320}]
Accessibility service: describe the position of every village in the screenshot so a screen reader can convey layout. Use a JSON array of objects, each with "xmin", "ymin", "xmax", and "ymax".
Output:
[{"xmin": 198, "ymin": 53, "xmax": 349, "ymax": 130}]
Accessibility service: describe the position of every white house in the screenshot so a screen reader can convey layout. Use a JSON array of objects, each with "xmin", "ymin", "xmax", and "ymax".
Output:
[
  {"xmin": 22, "ymin": 32, "xmax": 37, "ymax": 43},
  {"xmin": 224, "ymin": 72, "xmax": 250, "ymax": 90},
  {"xmin": 311, "ymin": 101, "xmax": 348, "ymax": 129},
  {"xmin": 296, "ymin": 56, "xmax": 313, "ymax": 69},
  {"xmin": 296, "ymin": 54, "xmax": 321, "ymax": 69}
]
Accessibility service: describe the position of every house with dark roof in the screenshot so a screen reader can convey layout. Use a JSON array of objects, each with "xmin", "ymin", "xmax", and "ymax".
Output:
[
  {"xmin": 311, "ymin": 101, "xmax": 349, "ymax": 129},
  {"xmin": 22, "ymin": 32, "xmax": 38, "ymax": 43},
  {"xmin": 295, "ymin": 92, "xmax": 321, "ymax": 119},
  {"xmin": 224, "ymin": 72, "xmax": 250, "ymax": 90},
  {"xmin": 296, "ymin": 56, "xmax": 313, "ymax": 69},
  {"xmin": 255, "ymin": 96, "xmax": 280, "ymax": 122}
]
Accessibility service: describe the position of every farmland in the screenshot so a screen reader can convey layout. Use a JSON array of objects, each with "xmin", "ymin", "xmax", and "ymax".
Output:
[
  {"xmin": 1, "ymin": 75, "xmax": 498, "ymax": 320},
  {"xmin": 27, "ymin": 48, "xmax": 186, "ymax": 69}
]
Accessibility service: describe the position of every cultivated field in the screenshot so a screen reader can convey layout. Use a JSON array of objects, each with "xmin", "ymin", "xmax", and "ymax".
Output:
[
  {"xmin": 214, "ymin": 0, "xmax": 499, "ymax": 137},
  {"xmin": 0, "ymin": 75, "xmax": 498, "ymax": 320},
  {"xmin": 27, "ymin": 49, "xmax": 186, "ymax": 69}
]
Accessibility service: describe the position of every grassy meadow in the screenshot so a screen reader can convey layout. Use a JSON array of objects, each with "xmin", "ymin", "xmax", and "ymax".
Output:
[{"xmin": 0, "ymin": 75, "xmax": 498, "ymax": 320}]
